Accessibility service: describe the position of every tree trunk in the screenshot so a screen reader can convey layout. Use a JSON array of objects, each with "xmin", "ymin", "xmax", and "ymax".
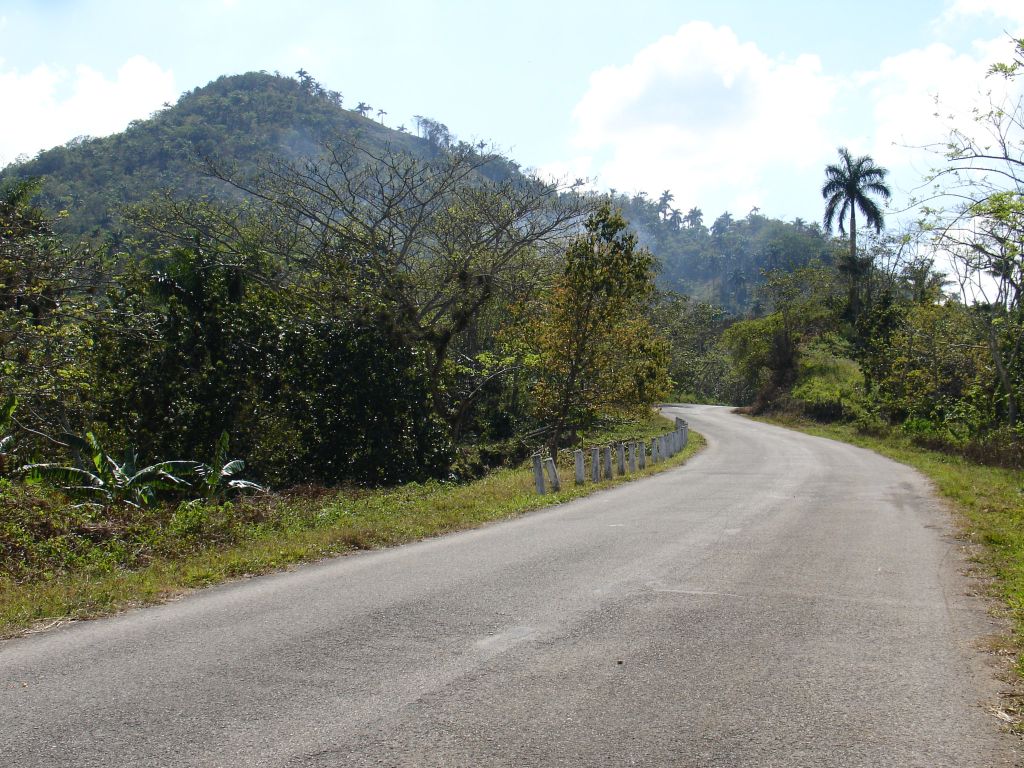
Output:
[
  {"xmin": 987, "ymin": 318, "xmax": 1019, "ymax": 428},
  {"xmin": 849, "ymin": 206, "xmax": 860, "ymax": 322}
]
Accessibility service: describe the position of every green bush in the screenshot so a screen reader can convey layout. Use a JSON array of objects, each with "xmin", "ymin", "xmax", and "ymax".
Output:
[
  {"xmin": 92, "ymin": 250, "xmax": 452, "ymax": 487},
  {"xmin": 791, "ymin": 345, "xmax": 864, "ymax": 422}
]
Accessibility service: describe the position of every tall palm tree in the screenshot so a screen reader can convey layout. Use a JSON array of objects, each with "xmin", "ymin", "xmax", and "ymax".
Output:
[{"xmin": 822, "ymin": 147, "xmax": 891, "ymax": 320}]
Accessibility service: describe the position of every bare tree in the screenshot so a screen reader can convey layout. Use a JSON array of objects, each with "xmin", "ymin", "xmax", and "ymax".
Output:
[
  {"xmin": 924, "ymin": 39, "xmax": 1024, "ymax": 426},
  {"xmin": 145, "ymin": 138, "xmax": 594, "ymax": 425}
]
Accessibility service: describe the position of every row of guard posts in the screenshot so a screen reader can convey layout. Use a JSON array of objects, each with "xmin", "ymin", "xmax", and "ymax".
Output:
[{"xmin": 533, "ymin": 417, "xmax": 689, "ymax": 494}]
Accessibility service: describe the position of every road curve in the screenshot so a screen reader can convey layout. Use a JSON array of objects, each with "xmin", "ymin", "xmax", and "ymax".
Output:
[{"xmin": 1, "ymin": 405, "xmax": 1018, "ymax": 766}]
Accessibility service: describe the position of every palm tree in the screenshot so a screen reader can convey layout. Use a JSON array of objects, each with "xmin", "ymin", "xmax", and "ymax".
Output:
[
  {"xmin": 822, "ymin": 147, "xmax": 891, "ymax": 320},
  {"xmin": 657, "ymin": 189, "xmax": 674, "ymax": 220}
]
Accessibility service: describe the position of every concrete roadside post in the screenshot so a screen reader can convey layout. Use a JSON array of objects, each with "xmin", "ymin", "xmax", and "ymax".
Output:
[
  {"xmin": 628, "ymin": 442, "xmax": 637, "ymax": 473},
  {"xmin": 591, "ymin": 446, "xmax": 600, "ymax": 483},
  {"xmin": 616, "ymin": 442, "xmax": 626, "ymax": 475},
  {"xmin": 533, "ymin": 453, "xmax": 545, "ymax": 494},
  {"xmin": 651, "ymin": 438, "xmax": 659, "ymax": 464},
  {"xmin": 574, "ymin": 449, "xmax": 585, "ymax": 486},
  {"xmin": 638, "ymin": 441, "xmax": 647, "ymax": 469},
  {"xmin": 544, "ymin": 457, "xmax": 560, "ymax": 492},
  {"xmin": 676, "ymin": 417, "xmax": 689, "ymax": 448},
  {"xmin": 603, "ymin": 446, "xmax": 613, "ymax": 480}
]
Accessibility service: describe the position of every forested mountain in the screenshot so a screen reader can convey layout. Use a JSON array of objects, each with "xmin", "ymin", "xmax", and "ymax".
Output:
[
  {"xmin": 0, "ymin": 71, "xmax": 516, "ymax": 240},
  {"xmin": 616, "ymin": 193, "xmax": 834, "ymax": 315},
  {"xmin": 1, "ymin": 71, "xmax": 825, "ymax": 317}
]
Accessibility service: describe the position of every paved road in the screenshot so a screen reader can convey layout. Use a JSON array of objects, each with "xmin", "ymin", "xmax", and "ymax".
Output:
[{"xmin": 2, "ymin": 405, "xmax": 1018, "ymax": 766}]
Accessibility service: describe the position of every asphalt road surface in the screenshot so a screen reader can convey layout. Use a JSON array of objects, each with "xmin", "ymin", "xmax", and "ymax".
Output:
[{"xmin": 2, "ymin": 405, "xmax": 1018, "ymax": 767}]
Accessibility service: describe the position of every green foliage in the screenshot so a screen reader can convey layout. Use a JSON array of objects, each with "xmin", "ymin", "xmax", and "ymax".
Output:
[
  {"xmin": 722, "ymin": 264, "xmax": 841, "ymax": 410},
  {"xmin": 650, "ymin": 293, "xmax": 751, "ymax": 404},
  {"xmin": 721, "ymin": 314, "xmax": 784, "ymax": 396},
  {"xmin": 791, "ymin": 344, "xmax": 864, "ymax": 421},
  {"xmin": 90, "ymin": 246, "xmax": 452, "ymax": 486},
  {"xmin": 0, "ymin": 72, "xmax": 429, "ymax": 240},
  {"xmin": 0, "ymin": 395, "xmax": 15, "ymax": 476},
  {"xmin": 193, "ymin": 432, "xmax": 264, "ymax": 501},
  {"xmin": 868, "ymin": 302, "xmax": 990, "ymax": 431},
  {"xmin": 615, "ymin": 195, "xmax": 833, "ymax": 315},
  {"xmin": 0, "ymin": 178, "xmax": 99, "ymax": 442},
  {"xmin": 521, "ymin": 203, "xmax": 670, "ymax": 449},
  {"xmin": 23, "ymin": 431, "xmax": 193, "ymax": 510}
]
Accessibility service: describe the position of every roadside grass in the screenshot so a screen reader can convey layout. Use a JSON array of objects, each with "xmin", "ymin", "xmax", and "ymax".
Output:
[
  {"xmin": 763, "ymin": 415, "xmax": 1024, "ymax": 674},
  {"xmin": 0, "ymin": 412, "xmax": 703, "ymax": 639}
]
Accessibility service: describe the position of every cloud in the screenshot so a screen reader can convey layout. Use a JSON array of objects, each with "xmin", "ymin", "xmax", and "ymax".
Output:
[
  {"xmin": 555, "ymin": 16, "xmax": 1024, "ymax": 223},
  {"xmin": 858, "ymin": 44, "xmax": 990, "ymax": 162},
  {"xmin": 557, "ymin": 22, "xmax": 837, "ymax": 217},
  {"xmin": 936, "ymin": 0, "xmax": 1024, "ymax": 29},
  {"xmin": 848, "ymin": 33, "xmax": 1022, "ymax": 215},
  {"xmin": 0, "ymin": 55, "xmax": 176, "ymax": 168}
]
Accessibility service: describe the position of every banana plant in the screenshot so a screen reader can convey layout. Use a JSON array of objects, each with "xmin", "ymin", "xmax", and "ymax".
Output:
[
  {"xmin": 23, "ymin": 432, "xmax": 193, "ymax": 509},
  {"xmin": 192, "ymin": 431, "xmax": 265, "ymax": 501}
]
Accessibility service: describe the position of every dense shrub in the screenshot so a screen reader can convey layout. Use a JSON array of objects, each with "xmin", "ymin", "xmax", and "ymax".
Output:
[{"xmin": 91, "ymin": 250, "xmax": 451, "ymax": 487}]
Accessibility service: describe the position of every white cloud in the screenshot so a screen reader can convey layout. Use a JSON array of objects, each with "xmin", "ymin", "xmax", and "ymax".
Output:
[
  {"xmin": 558, "ymin": 22, "xmax": 838, "ymax": 217},
  {"xmin": 859, "ymin": 44, "xmax": 990, "ymax": 162},
  {"xmin": 848, "ymin": 34, "xmax": 1022, "ymax": 217},
  {"xmin": 556, "ymin": 17, "xmax": 1024, "ymax": 223},
  {"xmin": 936, "ymin": 0, "xmax": 1024, "ymax": 29},
  {"xmin": 0, "ymin": 55, "xmax": 176, "ymax": 168}
]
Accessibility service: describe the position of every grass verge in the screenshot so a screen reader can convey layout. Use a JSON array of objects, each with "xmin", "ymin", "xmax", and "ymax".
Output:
[
  {"xmin": 0, "ymin": 413, "xmax": 703, "ymax": 639},
  {"xmin": 763, "ymin": 415, "xmax": 1024, "ymax": 675}
]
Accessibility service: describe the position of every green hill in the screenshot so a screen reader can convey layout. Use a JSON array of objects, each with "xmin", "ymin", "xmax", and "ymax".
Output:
[
  {"xmin": 0, "ymin": 71, "xmax": 468, "ymax": 239},
  {"xmin": 615, "ymin": 194, "xmax": 836, "ymax": 315},
  {"xmin": 1, "ymin": 69, "xmax": 835, "ymax": 316}
]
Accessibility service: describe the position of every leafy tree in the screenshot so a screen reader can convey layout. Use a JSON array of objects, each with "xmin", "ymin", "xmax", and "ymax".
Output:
[
  {"xmin": 868, "ymin": 301, "xmax": 990, "ymax": 432},
  {"xmin": 91, "ymin": 245, "xmax": 453, "ymax": 486},
  {"xmin": 657, "ymin": 190, "xmax": 674, "ymax": 220},
  {"xmin": 722, "ymin": 264, "xmax": 840, "ymax": 410},
  {"xmin": 924, "ymin": 38, "xmax": 1024, "ymax": 429},
  {"xmin": 651, "ymin": 293, "xmax": 749, "ymax": 404},
  {"xmin": 0, "ymin": 178, "xmax": 99, "ymax": 440},
  {"xmin": 822, "ymin": 147, "xmax": 892, "ymax": 321},
  {"xmin": 154, "ymin": 139, "xmax": 592, "ymax": 430},
  {"xmin": 523, "ymin": 203, "xmax": 670, "ymax": 452}
]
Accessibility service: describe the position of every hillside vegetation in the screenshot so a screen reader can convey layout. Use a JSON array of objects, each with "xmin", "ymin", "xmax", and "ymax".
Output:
[{"xmin": 1, "ymin": 71, "xmax": 515, "ymax": 241}]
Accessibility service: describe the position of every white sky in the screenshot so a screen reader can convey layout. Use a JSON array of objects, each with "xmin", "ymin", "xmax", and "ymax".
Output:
[{"xmin": 1, "ymin": 0, "xmax": 1022, "ymax": 225}]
